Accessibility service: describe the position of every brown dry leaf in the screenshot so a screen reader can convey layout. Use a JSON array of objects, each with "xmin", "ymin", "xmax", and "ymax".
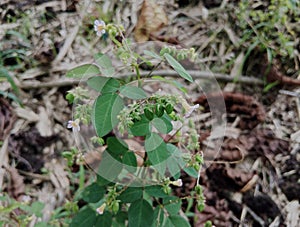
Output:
[
  {"xmin": 134, "ymin": 0, "xmax": 168, "ymax": 42},
  {"xmin": 4, "ymin": 166, "xmax": 25, "ymax": 201},
  {"xmin": 0, "ymin": 98, "xmax": 16, "ymax": 141}
]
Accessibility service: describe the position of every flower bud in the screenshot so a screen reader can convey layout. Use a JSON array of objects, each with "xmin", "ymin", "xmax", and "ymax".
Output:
[
  {"xmin": 96, "ymin": 203, "xmax": 106, "ymax": 215},
  {"xmin": 170, "ymin": 179, "xmax": 183, "ymax": 187}
]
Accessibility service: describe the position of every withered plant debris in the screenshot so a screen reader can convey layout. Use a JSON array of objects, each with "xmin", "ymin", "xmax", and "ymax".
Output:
[
  {"xmin": 8, "ymin": 127, "xmax": 58, "ymax": 173},
  {"xmin": 0, "ymin": 98, "xmax": 16, "ymax": 141},
  {"xmin": 279, "ymin": 155, "xmax": 300, "ymax": 202},
  {"xmin": 242, "ymin": 193, "xmax": 282, "ymax": 226},
  {"xmin": 134, "ymin": 0, "xmax": 168, "ymax": 42},
  {"xmin": 261, "ymin": 55, "xmax": 300, "ymax": 86},
  {"xmin": 195, "ymin": 92, "xmax": 266, "ymax": 130},
  {"xmin": 3, "ymin": 165, "xmax": 26, "ymax": 201}
]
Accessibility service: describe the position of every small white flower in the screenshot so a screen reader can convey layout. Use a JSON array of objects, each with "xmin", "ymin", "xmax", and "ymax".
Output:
[
  {"xmin": 94, "ymin": 19, "xmax": 106, "ymax": 37},
  {"xmin": 171, "ymin": 179, "xmax": 183, "ymax": 187},
  {"xmin": 67, "ymin": 119, "xmax": 80, "ymax": 132},
  {"xmin": 184, "ymin": 104, "xmax": 199, "ymax": 118},
  {"xmin": 96, "ymin": 203, "xmax": 106, "ymax": 215},
  {"xmin": 21, "ymin": 195, "xmax": 31, "ymax": 203}
]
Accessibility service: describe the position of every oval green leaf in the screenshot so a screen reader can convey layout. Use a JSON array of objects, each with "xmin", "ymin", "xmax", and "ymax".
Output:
[
  {"xmin": 94, "ymin": 53, "xmax": 115, "ymax": 77},
  {"xmin": 66, "ymin": 64, "xmax": 100, "ymax": 79},
  {"xmin": 164, "ymin": 215, "xmax": 190, "ymax": 227},
  {"xmin": 164, "ymin": 53, "xmax": 193, "ymax": 82},
  {"xmin": 92, "ymin": 93, "xmax": 124, "ymax": 137},
  {"xmin": 82, "ymin": 183, "xmax": 105, "ymax": 203},
  {"xmin": 130, "ymin": 117, "xmax": 151, "ymax": 136},
  {"xmin": 119, "ymin": 85, "xmax": 147, "ymax": 100},
  {"xmin": 151, "ymin": 117, "xmax": 172, "ymax": 134},
  {"xmin": 87, "ymin": 77, "xmax": 120, "ymax": 93},
  {"xmin": 122, "ymin": 151, "xmax": 137, "ymax": 173},
  {"xmin": 145, "ymin": 133, "xmax": 164, "ymax": 152},
  {"xmin": 118, "ymin": 187, "xmax": 143, "ymax": 203},
  {"xmin": 70, "ymin": 206, "xmax": 97, "ymax": 227},
  {"xmin": 95, "ymin": 211, "xmax": 113, "ymax": 227},
  {"xmin": 128, "ymin": 199, "xmax": 154, "ymax": 227}
]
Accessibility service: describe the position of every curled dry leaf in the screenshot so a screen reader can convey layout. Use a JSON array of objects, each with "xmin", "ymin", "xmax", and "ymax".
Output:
[
  {"xmin": 0, "ymin": 98, "xmax": 16, "ymax": 141},
  {"xmin": 134, "ymin": 0, "xmax": 168, "ymax": 42},
  {"xmin": 4, "ymin": 166, "xmax": 26, "ymax": 201}
]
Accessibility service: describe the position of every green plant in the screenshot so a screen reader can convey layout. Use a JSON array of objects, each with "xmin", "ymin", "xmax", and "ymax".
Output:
[
  {"xmin": 0, "ymin": 67, "xmax": 21, "ymax": 104},
  {"xmin": 236, "ymin": 0, "xmax": 300, "ymax": 92},
  {"xmin": 65, "ymin": 20, "xmax": 207, "ymax": 227},
  {"xmin": 0, "ymin": 194, "xmax": 44, "ymax": 226},
  {"xmin": 237, "ymin": 0, "xmax": 300, "ymax": 60}
]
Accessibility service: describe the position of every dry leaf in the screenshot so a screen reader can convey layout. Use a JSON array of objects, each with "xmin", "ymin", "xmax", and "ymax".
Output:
[
  {"xmin": 134, "ymin": 0, "xmax": 168, "ymax": 42},
  {"xmin": 4, "ymin": 166, "xmax": 26, "ymax": 201}
]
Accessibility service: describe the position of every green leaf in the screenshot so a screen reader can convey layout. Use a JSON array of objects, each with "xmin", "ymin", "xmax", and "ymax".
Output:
[
  {"xmin": 143, "ymin": 50, "xmax": 163, "ymax": 60},
  {"xmin": 119, "ymin": 85, "xmax": 147, "ymax": 100},
  {"xmin": 66, "ymin": 64, "xmax": 100, "ymax": 79},
  {"xmin": 163, "ymin": 197, "xmax": 182, "ymax": 215},
  {"xmin": 0, "ymin": 67, "xmax": 18, "ymax": 93},
  {"xmin": 97, "ymin": 150, "xmax": 123, "ymax": 182},
  {"xmin": 112, "ymin": 211, "xmax": 127, "ymax": 227},
  {"xmin": 95, "ymin": 211, "xmax": 113, "ymax": 227},
  {"xmin": 122, "ymin": 151, "xmax": 137, "ymax": 173},
  {"xmin": 145, "ymin": 133, "xmax": 164, "ymax": 152},
  {"xmin": 130, "ymin": 117, "xmax": 150, "ymax": 136},
  {"xmin": 263, "ymin": 80, "xmax": 279, "ymax": 92},
  {"xmin": 20, "ymin": 201, "xmax": 44, "ymax": 218},
  {"xmin": 183, "ymin": 166, "xmax": 198, "ymax": 178},
  {"xmin": 164, "ymin": 53, "xmax": 193, "ymax": 82},
  {"xmin": 70, "ymin": 206, "xmax": 97, "ymax": 227},
  {"xmin": 151, "ymin": 116, "xmax": 172, "ymax": 134},
  {"xmin": 92, "ymin": 93, "xmax": 124, "ymax": 137},
  {"xmin": 164, "ymin": 215, "xmax": 190, "ymax": 227},
  {"xmin": 151, "ymin": 76, "xmax": 187, "ymax": 93},
  {"xmin": 165, "ymin": 144, "xmax": 185, "ymax": 177},
  {"xmin": 107, "ymin": 137, "xmax": 128, "ymax": 156},
  {"xmin": 87, "ymin": 77, "xmax": 120, "ymax": 93},
  {"xmin": 147, "ymin": 148, "xmax": 170, "ymax": 175},
  {"xmin": 0, "ymin": 90, "xmax": 22, "ymax": 105},
  {"xmin": 151, "ymin": 207, "xmax": 165, "ymax": 227},
  {"xmin": 82, "ymin": 182, "xmax": 105, "ymax": 203},
  {"xmin": 96, "ymin": 175, "xmax": 110, "ymax": 186},
  {"xmin": 94, "ymin": 53, "xmax": 115, "ymax": 77},
  {"xmin": 118, "ymin": 187, "xmax": 143, "ymax": 203},
  {"xmin": 128, "ymin": 199, "xmax": 154, "ymax": 227},
  {"xmin": 145, "ymin": 185, "xmax": 169, "ymax": 198}
]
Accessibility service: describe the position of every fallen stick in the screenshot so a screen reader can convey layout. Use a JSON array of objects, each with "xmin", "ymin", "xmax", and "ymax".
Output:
[{"xmin": 19, "ymin": 70, "xmax": 264, "ymax": 89}]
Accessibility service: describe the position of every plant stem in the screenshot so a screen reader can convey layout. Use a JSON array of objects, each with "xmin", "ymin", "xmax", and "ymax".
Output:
[{"xmin": 135, "ymin": 64, "xmax": 142, "ymax": 87}]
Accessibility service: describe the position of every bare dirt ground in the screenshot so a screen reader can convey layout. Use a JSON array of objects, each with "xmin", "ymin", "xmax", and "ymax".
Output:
[{"xmin": 0, "ymin": 0, "xmax": 299, "ymax": 226}]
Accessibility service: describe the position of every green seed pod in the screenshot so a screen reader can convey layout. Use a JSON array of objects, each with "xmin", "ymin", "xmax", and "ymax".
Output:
[
  {"xmin": 111, "ymin": 201, "xmax": 119, "ymax": 214},
  {"xmin": 197, "ymin": 202, "xmax": 205, "ymax": 212},
  {"xmin": 163, "ymin": 185, "xmax": 171, "ymax": 195},
  {"xmin": 160, "ymin": 47, "xmax": 171, "ymax": 56},
  {"xmin": 204, "ymin": 221, "xmax": 212, "ymax": 227},
  {"xmin": 193, "ymin": 163, "xmax": 200, "ymax": 171},
  {"xmin": 195, "ymin": 185, "xmax": 203, "ymax": 195},
  {"xmin": 66, "ymin": 93, "xmax": 75, "ymax": 104},
  {"xmin": 165, "ymin": 103, "xmax": 173, "ymax": 114},
  {"xmin": 155, "ymin": 104, "xmax": 164, "ymax": 117},
  {"xmin": 144, "ymin": 108, "xmax": 154, "ymax": 120},
  {"xmin": 177, "ymin": 53, "xmax": 185, "ymax": 61},
  {"xmin": 195, "ymin": 154, "xmax": 204, "ymax": 165}
]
